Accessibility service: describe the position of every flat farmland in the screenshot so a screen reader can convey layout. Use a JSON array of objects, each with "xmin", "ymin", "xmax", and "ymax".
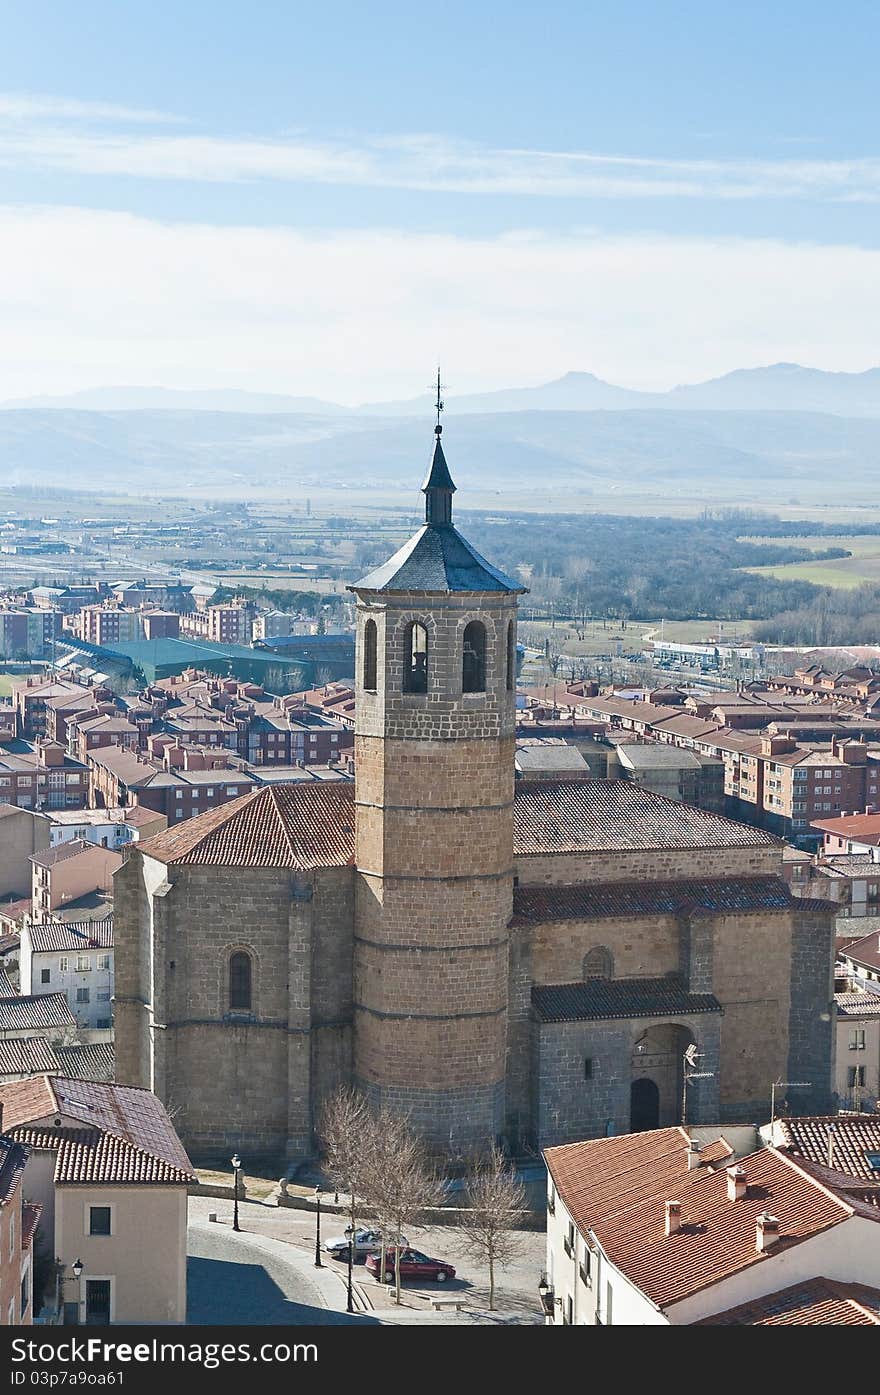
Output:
[
  {"xmin": 519, "ymin": 616, "xmax": 756, "ymax": 657},
  {"xmin": 741, "ymin": 535, "xmax": 880, "ymax": 589}
]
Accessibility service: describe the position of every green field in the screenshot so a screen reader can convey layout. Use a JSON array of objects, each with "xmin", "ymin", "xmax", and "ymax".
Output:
[
  {"xmin": 741, "ymin": 534, "xmax": 880, "ymax": 589},
  {"xmin": 519, "ymin": 616, "xmax": 755, "ymax": 658},
  {"xmin": 214, "ymin": 572, "xmax": 346, "ymax": 594}
]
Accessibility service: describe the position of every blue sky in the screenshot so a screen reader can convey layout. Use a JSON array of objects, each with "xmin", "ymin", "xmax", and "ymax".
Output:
[{"xmin": 1, "ymin": 2, "xmax": 879, "ymax": 401}]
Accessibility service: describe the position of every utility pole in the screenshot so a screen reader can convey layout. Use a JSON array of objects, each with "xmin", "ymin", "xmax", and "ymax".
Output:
[
  {"xmin": 681, "ymin": 1043, "xmax": 714, "ymax": 1126},
  {"xmin": 769, "ymin": 1080, "xmax": 812, "ymax": 1130}
]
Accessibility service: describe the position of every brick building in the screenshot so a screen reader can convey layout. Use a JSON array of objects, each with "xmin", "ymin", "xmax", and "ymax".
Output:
[{"xmin": 113, "ymin": 424, "xmax": 838, "ymax": 1164}]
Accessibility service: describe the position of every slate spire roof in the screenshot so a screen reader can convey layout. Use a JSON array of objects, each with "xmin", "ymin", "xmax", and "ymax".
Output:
[{"xmin": 352, "ymin": 418, "xmax": 524, "ymax": 595}]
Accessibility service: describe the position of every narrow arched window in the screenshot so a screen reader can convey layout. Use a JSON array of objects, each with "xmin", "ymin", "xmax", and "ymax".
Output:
[
  {"xmin": 229, "ymin": 951, "xmax": 252, "ymax": 1010},
  {"xmin": 583, "ymin": 947, "xmax": 613, "ymax": 980},
  {"xmin": 403, "ymin": 622, "xmax": 428, "ymax": 694},
  {"xmin": 506, "ymin": 620, "xmax": 516, "ymax": 692},
  {"xmin": 363, "ymin": 619, "xmax": 377, "ymax": 692},
  {"xmin": 462, "ymin": 621, "xmax": 486, "ymax": 693}
]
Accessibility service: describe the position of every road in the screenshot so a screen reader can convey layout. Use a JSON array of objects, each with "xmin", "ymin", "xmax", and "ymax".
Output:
[{"xmin": 187, "ymin": 1196, "xmax": 544, "ymax": 1325}]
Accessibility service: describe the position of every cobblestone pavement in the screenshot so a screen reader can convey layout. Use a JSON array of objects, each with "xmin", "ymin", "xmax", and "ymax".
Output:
[{"xmin": 188, "ymin": 1195, "xmax": 545, "ymax": 1325}]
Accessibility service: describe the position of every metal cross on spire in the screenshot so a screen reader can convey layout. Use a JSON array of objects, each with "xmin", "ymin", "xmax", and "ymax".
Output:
[{"xmin": 432, "ymin": 367, "xmax": 446, "ymax": 435}]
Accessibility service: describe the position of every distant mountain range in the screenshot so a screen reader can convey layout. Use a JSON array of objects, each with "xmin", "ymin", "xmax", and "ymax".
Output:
[
  {"xmin": 3, "ymin": 403, "xmax": 880, "ymax": 508},
  {"xmin": 7, "ymin": 363, "xmax": 880, "ymax": 417}
]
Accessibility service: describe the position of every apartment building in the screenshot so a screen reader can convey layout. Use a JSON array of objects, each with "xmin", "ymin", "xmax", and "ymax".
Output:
[
  {"xmin": 0, "ymin": 608, "xmax": 63, "ymax": 660},
  {"xmin": 179, "ymin": 598, "xmax": 254, "ymax": 645},
  {"xmin": 87, "ymin": 743, "xmax": 256, "ymax": 826},
  {"xmin": 12, "ymin": 677, "xmax": 94, "ymax": 739},
  {"xmin": 29, "ymin": 840, "xmax": 122, "ymax": 924},
  {"xmin": 74, "ymin": 605, "xmax": 143, "ymax": 647},
  {"xmin": 20, "ymin": 918, "xmax": 114, "ymax": 1031},
  {"xmin": 0, "ymin": 741, "xmax": 89, "ymax": 812}
]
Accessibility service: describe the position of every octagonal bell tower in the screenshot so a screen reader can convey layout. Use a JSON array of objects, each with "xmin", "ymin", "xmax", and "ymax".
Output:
[{"xmin": 349, "ymin": 409, "xmax": 525, "ymax": 1151}]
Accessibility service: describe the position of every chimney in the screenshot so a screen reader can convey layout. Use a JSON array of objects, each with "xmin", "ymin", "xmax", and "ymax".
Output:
[
  {"xmin": 756, "ymin": 1213, "xmax": 780, "ymax": 1253},
  {"xmin": 686, "ymin": 1140, "xmax": 702, "ymax": 1170},
  {"xmin": 726, "ymin": 1166, "xmax": 747, "ymax": 1201},
  {"xmin": 827, "ymin": 1124, "xmax": 836, "ymax": 1169},
  {"xmin": 664, "ymin": 1200, "xmax": 682, "ymax": 1236}
]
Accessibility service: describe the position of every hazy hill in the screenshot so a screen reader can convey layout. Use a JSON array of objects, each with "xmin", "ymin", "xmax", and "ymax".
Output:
[
  {"xmin": 7, "ymin": 362, "xmax": 880, "ymax": 419},
  {"xmin": 3, "ymin": 405, "xmax": 880, "ymax": 507}
]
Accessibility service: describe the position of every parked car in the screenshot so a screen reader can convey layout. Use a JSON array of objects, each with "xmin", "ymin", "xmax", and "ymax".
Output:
[
  {"xmin": 365, "ymin": 1247, "xmax": 456, "ymax": 1283},
  {"xmin": 324, "ymin": 1228, "xmax": 407, "ymax": 1260}
]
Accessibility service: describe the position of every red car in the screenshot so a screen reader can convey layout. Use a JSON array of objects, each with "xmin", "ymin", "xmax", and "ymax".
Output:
[{"xmin": 365, "ymin": 1247, "xmax": 456, "ymax": 1284}]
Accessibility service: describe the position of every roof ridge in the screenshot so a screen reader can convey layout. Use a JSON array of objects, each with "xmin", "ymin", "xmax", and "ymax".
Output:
[
  {"xmin": 267, "ymin": 783, "xmax": 299, "ymax": 865},
  {"xmin": 769, "ymin": 1145, "xmax": 856, "ymax": 1217}
]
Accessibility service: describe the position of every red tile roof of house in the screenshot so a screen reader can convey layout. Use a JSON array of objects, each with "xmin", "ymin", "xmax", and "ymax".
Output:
[
  {"xmin": 834, "ymin": 990, "xmax": 880, "ymax": 1016},
  {"xmin": 811, "ymin": 813, "xmax": 880, "ymax": 845},
  {"xmin": 545, "ymin": 1128, "xmax": 856, "ymax": 1311},
  {"xmin": 2, "ymin": 1075, "xmax": 194, "ymax": 1185},
  {"xmin": 137, "ymin": 775, "xmax": 779, "ymax": 871},
  {"xmin": 141, "ymin": 782, "xmax": 356, "ymax": 869},
  {"xmin": 841, "ymin": 929, "xmax": 880, "ymax": 973},
  {"xmin": 775, "ymin": 1114, "xmax": 880, "ymax": 1184},
  {"xmin": 698, "ymin": 1277, "xmax": 880, "ymax": 1325}
]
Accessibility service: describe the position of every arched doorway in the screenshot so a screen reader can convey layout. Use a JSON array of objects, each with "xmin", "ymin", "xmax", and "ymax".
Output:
[{"xmin": 630, "ymin": 1077, "xmax": 660, "ymax": 1132}]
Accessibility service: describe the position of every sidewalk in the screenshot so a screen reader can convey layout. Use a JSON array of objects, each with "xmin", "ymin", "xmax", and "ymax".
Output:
[{"xmin": 188, "ymin": 1195, "xmax": 543, "ymax": 1325}]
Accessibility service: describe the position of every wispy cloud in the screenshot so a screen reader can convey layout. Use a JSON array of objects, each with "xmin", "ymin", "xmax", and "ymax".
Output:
[
  {"xmin": 0, "ymin": 93, "xmax": 181, "ymax": 125},
  {"xmin": 0, "ymin": 204, "xmax": 876, "ymax": 401},
  {"xmin": 0, "ymin": 115, "xmax": 878, "ymax": 201}
]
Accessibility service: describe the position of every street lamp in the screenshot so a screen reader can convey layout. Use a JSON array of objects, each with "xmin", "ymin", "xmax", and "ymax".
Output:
[
  {"xmin": 231, "ymin": 1153, "xmax": 242, "ymax": 1233},
  {"xmin": 72, "ymin": 1258, "xmax": 83, "ymax": 1280},
  {"xmin": 314, "ymin": 1186, "xmax": 323, "ymax": 1267},
  {"xmin": 344, "ymin": 1224, "xmax": 355, "ymax": 1313}
]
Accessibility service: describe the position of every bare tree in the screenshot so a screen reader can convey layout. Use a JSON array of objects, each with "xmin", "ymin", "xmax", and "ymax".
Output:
[
  {"xmin": 455, "ymin": 1145, "xmax": 527, "ymax": 1311},
  {"xmin": 316, "ymin": 1085, "xmax": 372, "ymax": 1246},
  {"xmin": 362, "ymin": 1107, "xmax": 446, "ymax": 1305}
]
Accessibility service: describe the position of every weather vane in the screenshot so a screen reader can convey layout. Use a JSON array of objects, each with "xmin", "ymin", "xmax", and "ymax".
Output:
[{"xmin": 432, "ymin": 367, "xmax": 446, "ymax": 435}]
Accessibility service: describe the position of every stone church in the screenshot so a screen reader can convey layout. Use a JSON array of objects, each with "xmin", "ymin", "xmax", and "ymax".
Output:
[{"xmin": 114, "ymin": 421, "xmax": 836, "ymax": 1163}]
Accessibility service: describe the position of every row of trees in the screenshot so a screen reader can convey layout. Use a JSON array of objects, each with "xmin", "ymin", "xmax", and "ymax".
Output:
[{"xmin": 318, "ymin": 1087, "xmax": 526, "ymax": 1310}]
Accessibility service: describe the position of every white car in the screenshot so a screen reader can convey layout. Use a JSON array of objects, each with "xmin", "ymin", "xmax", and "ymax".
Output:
[{"xmin": 324, "ymin": 1228, "xmax": 407, "ymax": 1260}]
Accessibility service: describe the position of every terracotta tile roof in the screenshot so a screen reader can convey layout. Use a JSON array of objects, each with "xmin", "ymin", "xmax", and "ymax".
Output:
[
  {"xmin": 545, "ymin": 1130, "xmax": 852, "ymax": 1311},
  {"xmin": 513, "ymin": 780, "xmax": 776, "ymax": 855},
  {"xmin": 0, "ymin": 993, "xmax": 75, "ymax": 1032},
  {"xmin": 811, "ymin": 814, "xmax": 880, "ymax": 844},
  {"xmin": 21, "ymin": 1201, "xmax": 41, "ymax": 1250},
  {"xmin": 834, "ymin": 991, "xmax": 880, "ymax": 1017},
  {"xmin": 27, "ymin": 918, "xmax": 113, "ymax": 954},
  {"xmin": 0, "ymin": 967, "xmax": 15, "ymax": 996},
  {"xmin": 842, "ymin": 929, "xmax": 880, "ymax": 973},
  {"xmin": 0, "ymin": 1134, "xmax": 29, "ymax": 1205},
  {"xmin": 2, "ymin": 1075, "xmax": 194, "ymax": 1185},
  {"xmin": 532, "ymin": 976, "xmax": 722, "ymax": 1023},
  {"xmin": 699, "ymin": 1277, "xmax": 880, "ymax": 1325},
  {"xmin": 513, "ymin": 875, "xmax": 792, "ymax": 926},
  {"xmin": 0, "ymin": 1037, "xmax": 60, "ymax": 1076},
  {"xmin": 12, "ymin": 1124, "xmax": 194, "ymax": 1185},
  {"xmin": 776, "ymin": 1115, "xmax": 880, "ymax": 1183},
  {"xmin": 140, "ymin": 782, "xmax": 356, "ymax": 869},
  {"xmin": 54, "ymin": 1041, "xmax": 115, "ymax": 1082}
]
